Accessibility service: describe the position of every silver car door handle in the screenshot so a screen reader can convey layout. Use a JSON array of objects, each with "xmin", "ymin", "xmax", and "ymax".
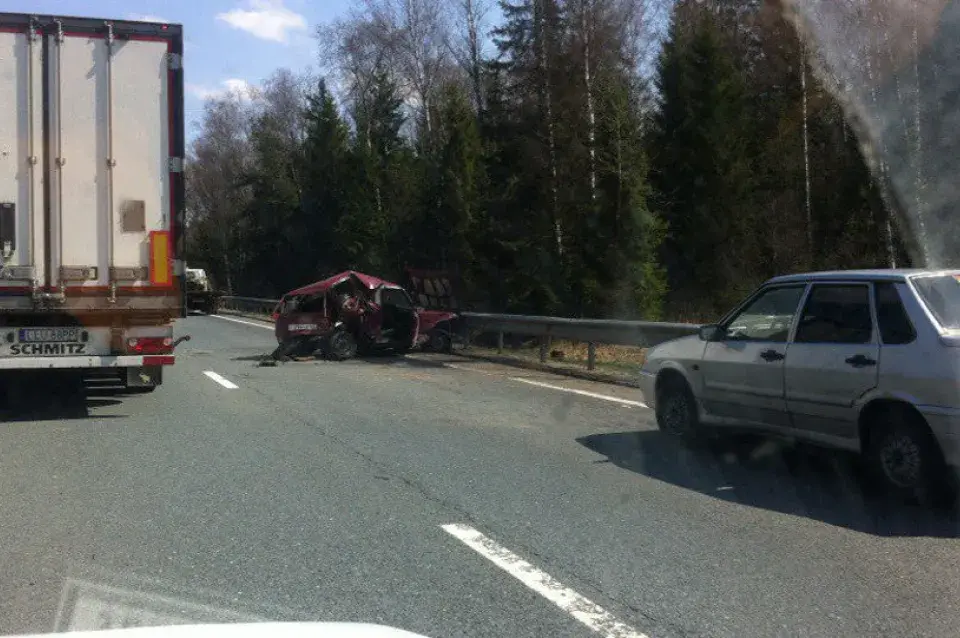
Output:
[
  {"xmin": 845, "ymin": 354, "xmax": 877, "ymax": 368},
  {"xmin": 760, "ymin": 349, "xmax": 785, "ymax": 362}
]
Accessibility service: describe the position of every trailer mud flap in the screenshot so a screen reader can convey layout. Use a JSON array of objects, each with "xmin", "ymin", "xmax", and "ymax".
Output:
[{"xmin": 126, "ymin": 365, "xmax": 162, "ymax": 388}]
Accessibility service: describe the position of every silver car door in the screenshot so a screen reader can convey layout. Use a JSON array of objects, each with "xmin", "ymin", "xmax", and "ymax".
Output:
[
  {"xmin": 784, "ymin": 283, "xmax": 880, "ymax": 442},
  {"xmin": 700, "ymin": 284, "xmax": 807, "ymax": 428}
]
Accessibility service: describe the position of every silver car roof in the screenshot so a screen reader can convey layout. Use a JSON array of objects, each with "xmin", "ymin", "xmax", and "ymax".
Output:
[{"xmin": 765, "ymin": 269, "xmax": 960, "ymax": 285}]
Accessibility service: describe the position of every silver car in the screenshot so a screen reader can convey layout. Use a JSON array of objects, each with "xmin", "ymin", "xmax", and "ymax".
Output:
[{"xmin": 639, "ymin": 269, "xmax": 960, "ymax": 497}]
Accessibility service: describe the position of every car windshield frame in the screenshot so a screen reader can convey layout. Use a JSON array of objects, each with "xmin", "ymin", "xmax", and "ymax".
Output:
[{"xmin": 909, "ymin": 273, "xmax": 960, "ymax": 331}]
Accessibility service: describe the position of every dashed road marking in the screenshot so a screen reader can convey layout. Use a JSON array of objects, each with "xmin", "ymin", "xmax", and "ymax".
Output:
[
  {"xmin": 203, "ymin": 371, "xmax": 239, "ymax": 390},
  {"xmin": 511, "ymin": 378, "xmax": 647, "ymax": 408},
  {"xmin": 442, "ymin": 523, "xmax": 651, "ymax": 638},
  {"xmin": 208, "ymin": 315, "xmax": 274, "ymax": 330}
]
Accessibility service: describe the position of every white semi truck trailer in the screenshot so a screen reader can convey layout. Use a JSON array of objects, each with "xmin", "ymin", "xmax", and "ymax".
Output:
[{"xmin": 0, "ymin": 12, "xmax": 186, "ymax": 392}]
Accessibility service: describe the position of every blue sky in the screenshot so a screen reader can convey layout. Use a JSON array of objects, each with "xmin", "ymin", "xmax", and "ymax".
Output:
[{"xmin": 3, "ymin": 0, "xmax": 354, "ymax": 134}]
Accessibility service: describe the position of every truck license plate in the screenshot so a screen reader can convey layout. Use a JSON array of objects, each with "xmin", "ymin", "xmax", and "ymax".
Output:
[{"xmin": 19, "ymin": 327, "xmax": 81, "ymax": 343}]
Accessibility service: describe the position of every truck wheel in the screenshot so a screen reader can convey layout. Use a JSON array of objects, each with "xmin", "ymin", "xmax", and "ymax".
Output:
[
  {"xmin": 655, "ymin": 375, "xmax": 701, "ymax": 441},
  {"xmin": 327, "ymin": 330, "xmax": 358, "ymax": 361},
  {"xmin": 865, "ymin": 409, "xmax": 952, "ymax": 503}
]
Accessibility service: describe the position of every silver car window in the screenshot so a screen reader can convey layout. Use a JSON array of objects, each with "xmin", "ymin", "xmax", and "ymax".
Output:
[
  {"xmin": 794, "ymin": 285, "xmax": 872, "ymax": 344},
  {"xmin": 723, "ymin": 285, "xmax": 805, "ymax": 342},
  {"xmin": 875, "ymin": 283, "xmax": 917, "ymax": 345},
  {"xmin": 911, "ymin": 274, "xmax": 960, "ymax": 330}
]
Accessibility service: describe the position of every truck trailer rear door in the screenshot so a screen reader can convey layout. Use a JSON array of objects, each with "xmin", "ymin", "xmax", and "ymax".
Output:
[
  {"xmin": 0, "ymin": 23, "xmax": 45, "ymax": 296},
  {"xmin": 0, "ymin": 13, "xmax": 184, "ymax": 306}
]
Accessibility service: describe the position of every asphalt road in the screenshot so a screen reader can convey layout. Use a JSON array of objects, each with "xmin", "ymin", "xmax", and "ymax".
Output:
[{"xmin": 2, "ymin": 314, "xmax": 960, "ymax": 638}]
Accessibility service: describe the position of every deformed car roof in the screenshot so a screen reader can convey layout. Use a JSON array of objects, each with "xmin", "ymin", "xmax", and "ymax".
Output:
[{"xmin": 284, "ymin": 271, "xmax": 394, "ymax": 298}]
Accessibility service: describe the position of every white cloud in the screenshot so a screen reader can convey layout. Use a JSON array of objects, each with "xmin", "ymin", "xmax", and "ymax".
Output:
[
  {"xmin": 216, "ymin": 0, "xmax": 306, "ymax": 44},
  {"xmin": 187, "ymin": 79, "xmax": 258, "ymax": 102},
  {"xmin": 127, "ymin": 13, "xmax": 170, "ymax": 23}
]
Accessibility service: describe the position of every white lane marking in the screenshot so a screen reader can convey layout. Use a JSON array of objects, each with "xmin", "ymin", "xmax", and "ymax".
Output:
[
  {"xmin": 511, "ymin": 378, "xmax": 648, "ymax": 408},
  {"xmin": 208, "ymin": 314, "xmax": 274, "ymax": 330},
  {"xmin": 203, "ymin": 371, "xmax": 239, "ymax": 390},
  {"xmin": 442, "ymin": 523, "xmax": 650, "ymax": 638}
]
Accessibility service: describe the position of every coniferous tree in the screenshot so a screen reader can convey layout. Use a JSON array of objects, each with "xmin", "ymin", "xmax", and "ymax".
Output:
[
  {"xmin": 650, "ymin": 3, "xmax": 755, "ymax": 315},
  {"xmin": 302, "ymin": 79, "xmax": 352, "ymax": 275}
]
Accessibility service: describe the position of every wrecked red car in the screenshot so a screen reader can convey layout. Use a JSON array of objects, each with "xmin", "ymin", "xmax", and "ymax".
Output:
[{"xmin": 271, "ymin": 271, "xmax": 455, "ymax": 361}]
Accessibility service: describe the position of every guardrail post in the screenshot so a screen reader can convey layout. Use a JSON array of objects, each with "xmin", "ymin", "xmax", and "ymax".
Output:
[
  {"xmin": 540, "ymin": 336, "xmax": 549, "ymax": 363},
  {"xmin": 497, "ymin": 330, "xmax": 504, "ymax": 354},
  {"xmin": 587, "ymin": 342, "xmax": 596, "ymax": 370}
]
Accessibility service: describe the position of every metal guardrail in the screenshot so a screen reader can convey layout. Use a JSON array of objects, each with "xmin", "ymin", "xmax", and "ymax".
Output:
[
  {"xmin": 217, "ymin": 296, "xmax": 701, "ymax": 372},
  {"xmin": 219, "ymin": 296, "xmax": 278, "ymax": 316},
  {"xmin": 460, "ymin": 312, "xmax": 700, "ymax": 369}
]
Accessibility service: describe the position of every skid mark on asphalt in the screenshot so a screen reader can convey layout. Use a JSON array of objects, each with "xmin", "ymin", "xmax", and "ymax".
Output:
[
  {"xmin": 442, "ymin": 523, "xmax": 651, "ymax": 638},
  {"xmin": 203, "ymin": 371, "xmax": 239, "ymax": 390},
  {"xmin": 442, "ymin": 362, "xmax": 502, "ymax": 377}
]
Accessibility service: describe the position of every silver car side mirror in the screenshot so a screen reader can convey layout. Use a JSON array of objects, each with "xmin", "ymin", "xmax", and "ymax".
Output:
[{"xmin": 698, "ymin": 324, "xmax": 723, "ymax": 342}]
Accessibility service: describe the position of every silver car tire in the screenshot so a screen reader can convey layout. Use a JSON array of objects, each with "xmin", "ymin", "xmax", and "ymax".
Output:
[
  {"xmin": 866, "ymin": 413, "xmax": 952, "ymax": 504},
  {"xmin": 655, "ymin": 377, "xmax": 700, "ymax": 440}
]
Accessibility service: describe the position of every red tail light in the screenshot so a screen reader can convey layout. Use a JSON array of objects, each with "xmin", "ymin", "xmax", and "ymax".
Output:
[{"xmin": 127, "ymin": 336, "xmax": 173, "ymax": 354}]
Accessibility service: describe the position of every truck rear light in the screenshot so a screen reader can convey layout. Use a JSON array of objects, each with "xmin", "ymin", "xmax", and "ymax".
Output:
[
  {"xmin": 143, "ymin": 355, "xmax": 175, "ymax": 366},
  {"xmin": 149, "ymin": 230, "xmax": 171, "ymax": 285},
  {"xmin": 126, "ymin": 336, "xmax": 173, "ymax": 354}
]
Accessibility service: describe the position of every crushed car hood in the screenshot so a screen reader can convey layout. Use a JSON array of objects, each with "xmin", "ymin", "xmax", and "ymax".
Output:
[{"xmin": 13, "ymin": 622, "xmax": 432, "ymax": 638}]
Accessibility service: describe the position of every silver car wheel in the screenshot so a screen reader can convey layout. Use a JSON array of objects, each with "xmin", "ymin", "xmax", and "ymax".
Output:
[
  {"xmin": 879, "ymin": 432, "xmax": 923, "ymax": 488},
  {"xmin": 660, "ymin": 390, "xmax": 692, "ymax": 435}
]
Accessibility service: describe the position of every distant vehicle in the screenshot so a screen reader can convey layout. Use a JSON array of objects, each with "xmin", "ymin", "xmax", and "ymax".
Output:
[
  {"xmin": 274, "ymin": 271, "xmax": 447, "ymax": 361},
  {"xmin": 639, "ymin": 269, "xmax": 960, "ymax": 500},
  {"xmin": 185, "ymin": 267, "xmax": 219, "ymax": 315},
  {"xmin": 0, "ymin": 12, "xmax": 185, "ymax": 392}
]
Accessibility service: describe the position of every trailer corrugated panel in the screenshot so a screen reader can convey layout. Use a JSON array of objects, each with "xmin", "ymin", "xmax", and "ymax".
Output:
[
  {"xmin": 0, "ymin": 13, "xmax": 184, "ymax": 310},
  {"xmin": 0, "ymin": 26, "xmax": 45, "ymax": 291}
]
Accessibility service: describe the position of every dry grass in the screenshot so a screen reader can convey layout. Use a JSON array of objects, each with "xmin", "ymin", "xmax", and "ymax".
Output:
[{"xmin": 475, "ymin": 339, "xmax": 647, "ymax": 369}]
